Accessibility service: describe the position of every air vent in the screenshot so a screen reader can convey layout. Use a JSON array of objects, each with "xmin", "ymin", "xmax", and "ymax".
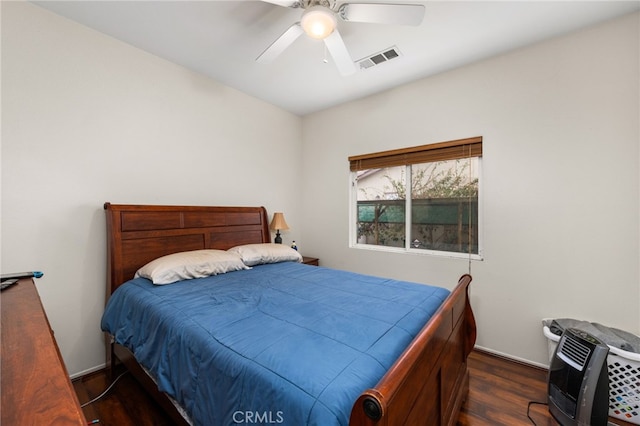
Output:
[
  {"xmin": 357, "ymin": 46, "xmax": 401, "ymax": 70},
  {"xmin": 558, "ymin": 335, "xmax": 591, "ymax": 371}
]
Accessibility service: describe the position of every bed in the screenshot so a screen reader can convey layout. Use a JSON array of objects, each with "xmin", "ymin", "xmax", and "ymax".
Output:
[{"xmin": 102, "ymin": 202, "xmax": 476, "ymax": 426}]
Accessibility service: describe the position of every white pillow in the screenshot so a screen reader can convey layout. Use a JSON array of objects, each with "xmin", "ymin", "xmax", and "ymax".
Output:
[
  {"xmin": 228, "ymin": 243, "xmax": 303, "ymax": 266},
  {"xmin": 135, "ymin": 249, "xmax": 249, "ymax": 285}
]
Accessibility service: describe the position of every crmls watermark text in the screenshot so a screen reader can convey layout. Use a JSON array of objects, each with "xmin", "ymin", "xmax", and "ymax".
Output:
[{"xmin": 232, "ymin": 411, "xmax": 284, "ymax": 424}]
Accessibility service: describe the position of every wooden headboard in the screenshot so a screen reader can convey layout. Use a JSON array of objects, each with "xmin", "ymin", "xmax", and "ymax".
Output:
[{"xmin": 103, "ymin": 203, "xmax": 271, "ymax": 297}]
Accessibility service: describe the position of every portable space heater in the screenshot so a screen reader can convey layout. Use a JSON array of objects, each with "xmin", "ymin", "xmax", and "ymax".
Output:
[
  {"xmin": 547, "ymin": 328, "xmax": 609, "ymax": 426},
  {"xmin": 548, "ymin": 328, "xmax": 610, "ymax": 426}
]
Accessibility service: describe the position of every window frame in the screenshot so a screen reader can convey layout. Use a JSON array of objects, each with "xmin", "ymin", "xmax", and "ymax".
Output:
[{"xmin": 349, "ymin": 137, "xmax": 483, "ymax": 260}]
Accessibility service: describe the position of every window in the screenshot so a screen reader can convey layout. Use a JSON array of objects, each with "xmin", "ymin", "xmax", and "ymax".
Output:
[{"xmin": 349, "ymin": 137, "xmax": 482, "ymax": 259}]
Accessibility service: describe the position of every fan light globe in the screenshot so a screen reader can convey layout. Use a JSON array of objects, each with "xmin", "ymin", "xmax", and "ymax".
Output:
[{"xmin": 301, "ymin": 6, "xmax": 337, "ymax": 39}]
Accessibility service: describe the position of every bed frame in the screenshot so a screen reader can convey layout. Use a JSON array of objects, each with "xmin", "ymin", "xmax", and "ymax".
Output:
[{"xmin": 104, "ymin": 202, "xmax": 476, "ymax": 426}]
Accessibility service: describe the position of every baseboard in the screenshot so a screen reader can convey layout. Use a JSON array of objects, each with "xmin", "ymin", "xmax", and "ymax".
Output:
[
  {"xmin": 70, "ymin": 363, "xmax": 106, "ymax": 380},
  {"xmin": 474, "ymin": 345, "xmax": 549, "ymax": 370}
]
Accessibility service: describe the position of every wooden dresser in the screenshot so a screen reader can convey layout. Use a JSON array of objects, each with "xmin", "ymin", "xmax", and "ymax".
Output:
[{"xmin": 1, "ymin": 278, "xmax": 86, "ymax": 425}]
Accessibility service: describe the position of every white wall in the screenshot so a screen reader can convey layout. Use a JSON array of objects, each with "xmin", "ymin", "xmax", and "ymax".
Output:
[
  {"xmin": 1, "ymin": 2, "xmax": 302, "ymax": 376},
  {"xmin": 2, "ymin": 1, "xmax": 638, "ymax": 376},
  {"xmin": 301, "ymin": 12, "xmax": 640, "ymax": 366}
]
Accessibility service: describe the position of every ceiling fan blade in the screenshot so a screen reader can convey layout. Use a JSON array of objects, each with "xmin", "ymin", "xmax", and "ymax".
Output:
[
  {"xmin": 338, "ymin": 3, "xmax": 425, "ymax": 26},
  {"xmin": 324, "ymin": 29, "xmax": 356, "ymax": 76},
  {"xmin": 260, "ymin": 0, "xmax": 300, "ymax": 7},
  {"xmin": 256, "ymin": 23, "xmax": 304, "ymax": 63}
]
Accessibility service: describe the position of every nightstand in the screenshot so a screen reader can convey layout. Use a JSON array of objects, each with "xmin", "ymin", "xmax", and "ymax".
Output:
[{"xmin": 302, "ymin": 256, "xmax": 319, "ymax": 266}]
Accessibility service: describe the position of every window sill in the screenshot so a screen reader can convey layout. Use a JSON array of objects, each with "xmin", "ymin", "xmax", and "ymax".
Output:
[{"xmin": 350, "ymin": 243, "xmax": 483, "ymax": 261}]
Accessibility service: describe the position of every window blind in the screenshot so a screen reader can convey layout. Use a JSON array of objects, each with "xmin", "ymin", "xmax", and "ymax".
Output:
[{"xmin": 349, "ymin": 136, "xmax": 482, "ymax": 172}]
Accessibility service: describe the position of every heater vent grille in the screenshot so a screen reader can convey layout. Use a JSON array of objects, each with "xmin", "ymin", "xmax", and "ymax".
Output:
[
  {"xmin": 357, "ymin": 47, "xmax": 401, "ymax": 70},
  {"xmin": 559, "ymin": 335, "xmax": 591, "ymax": 371}
]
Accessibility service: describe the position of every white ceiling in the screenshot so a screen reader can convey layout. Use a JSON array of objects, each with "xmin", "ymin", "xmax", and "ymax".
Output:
[{"xmin": 32, "ymin": 1, "xmax": 639, "ymax": 116}]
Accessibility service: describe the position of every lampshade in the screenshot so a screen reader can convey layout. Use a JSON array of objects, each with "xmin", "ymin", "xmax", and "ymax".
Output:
[
  {"xmin": 269, "ymin": 212, "xmax": 289, "ymax": 231},
  {"xmin": 300, "ymin": 6, "xmax": 337, "ymax": 39}
]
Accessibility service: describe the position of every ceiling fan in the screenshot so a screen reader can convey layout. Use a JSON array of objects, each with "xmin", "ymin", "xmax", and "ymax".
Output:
[{"xmin": 256, "ymin": 0, "xmax": 425, "ymax": 76}]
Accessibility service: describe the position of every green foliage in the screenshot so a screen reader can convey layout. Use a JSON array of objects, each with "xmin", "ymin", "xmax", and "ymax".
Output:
[{"xmin": 386, "ymin": 160, "xmax": 478, "ymax": 199}]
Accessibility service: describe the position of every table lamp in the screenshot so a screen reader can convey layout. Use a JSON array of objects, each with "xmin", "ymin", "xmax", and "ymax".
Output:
[{"xmin": 269, "ymin": 212, "xmax": 289, "ymax": 244}]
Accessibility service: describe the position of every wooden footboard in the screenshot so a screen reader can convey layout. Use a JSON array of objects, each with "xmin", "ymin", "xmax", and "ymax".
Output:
[{"xmin": 350, "ymin": 274, "xmax": 475, "ymax": 426}]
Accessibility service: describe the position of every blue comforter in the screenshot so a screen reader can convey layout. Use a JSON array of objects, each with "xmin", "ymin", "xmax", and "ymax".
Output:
[{"xmin": 101, "ymin": 262, "xmax": 449, "ymax": 426}]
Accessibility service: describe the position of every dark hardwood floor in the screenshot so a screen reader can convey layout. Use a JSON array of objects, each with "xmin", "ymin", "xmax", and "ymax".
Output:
[
  {"xmin": 458, "ymin": 350, "xmax": 555, "ymax": 426},
  {"xmin": 73, "ymin": 350, "xmax": 634, "ymax": 426}
]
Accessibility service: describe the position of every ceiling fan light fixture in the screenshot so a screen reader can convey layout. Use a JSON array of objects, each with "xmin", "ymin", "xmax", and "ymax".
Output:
[{"xmin": 301, "ymin": 6, "xmax": 337, "ymax": 39}]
